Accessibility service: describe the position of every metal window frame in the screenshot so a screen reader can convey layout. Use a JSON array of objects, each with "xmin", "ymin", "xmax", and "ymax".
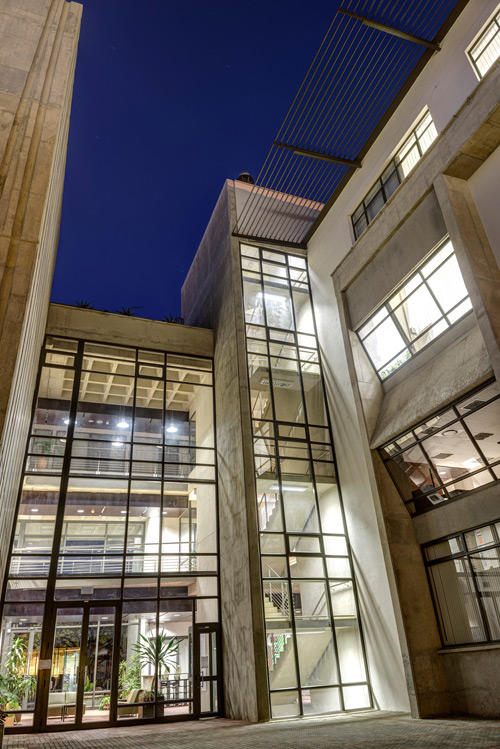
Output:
[
  {"xmin": 240, "ymin": 243, "xmax": 372, "ymax": 718},
  {"xmin": 467, "ymin": 10, "xmax": 500, "ymax": 80},
  {"xmin": 379, "ymin": 378, "xmax": 500, "ymax": 517},
  {"xmin": 351, "ymin": 109, "xmax": 437, "ymax": 240},
  {"xmin": 355, "ymin": 238, "xmax": 473, "ymax": 382},
  {"xmin": 0, "ymin": 334, "xmax": 222, "ymax": 733},
  {"xmin": 422, "ymin": 519, "xmax": 500, "ymax": 647}
]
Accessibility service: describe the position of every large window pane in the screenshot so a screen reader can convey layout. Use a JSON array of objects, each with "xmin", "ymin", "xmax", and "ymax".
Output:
[{"xmin": 428, "ymin": 559, "xmax": 487, "ymax": 645}]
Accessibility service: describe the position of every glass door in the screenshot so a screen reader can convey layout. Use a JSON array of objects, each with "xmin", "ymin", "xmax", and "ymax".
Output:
[
  {"xmin": 193, "ymin": 623, "xmax": 221, "ymax": 717},
  {"xmin": 43, "ymin": 603, "xmax": 117, "ymax": 729}
]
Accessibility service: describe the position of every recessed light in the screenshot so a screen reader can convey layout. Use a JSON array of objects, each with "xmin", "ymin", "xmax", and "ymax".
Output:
[
  {"xmin": 77, "ymin": 509, "xmax": 84, "ymax": 514},
  {"xmin": 120, "ymin": 510, "xmax": 127, "ymax": 514},
  {"xmin": 117, "ymin": 420, "xmax": 129, "ymax": 429},
  {"xmin": 162, "ymin": 510, "xmax": 168, "ymax": 515},
  {"xmin": 31, "ymin": 508, "xmax": 39, "ymax": 513}
]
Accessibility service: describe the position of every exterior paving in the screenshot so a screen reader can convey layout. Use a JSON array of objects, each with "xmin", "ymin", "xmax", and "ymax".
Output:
[{"xmin": 4, "ymin": 712, "xmax": 500, "ymax": 749}]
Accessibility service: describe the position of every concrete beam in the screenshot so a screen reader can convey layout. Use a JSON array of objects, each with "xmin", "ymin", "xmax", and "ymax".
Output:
[{"xmin": 433, "ymin": 174, "xmax": 500, "ymax": 385}]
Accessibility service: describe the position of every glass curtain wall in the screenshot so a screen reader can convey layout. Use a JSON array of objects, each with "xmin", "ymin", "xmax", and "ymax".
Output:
[
  {"xmin": 0, "ymin": 337, "xmax": 218, "ymax": 729},
  {"xmin": 240, "ymin": 243, "xmax": 371, "ymax": 718}
]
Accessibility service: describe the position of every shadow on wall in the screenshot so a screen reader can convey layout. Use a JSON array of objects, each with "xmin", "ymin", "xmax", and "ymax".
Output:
[{"xmin": 318, "ymin": 349, "xmax": 411, "ymax": 713}]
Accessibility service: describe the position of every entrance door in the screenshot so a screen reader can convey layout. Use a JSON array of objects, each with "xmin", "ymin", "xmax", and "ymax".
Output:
[
  {"xmin": 42, "ymin": 603, "xmax": 117, "ymax": 729},
  {"xmin": 193, "ymin": 623, "xmax": 221, "ymax": 717}
]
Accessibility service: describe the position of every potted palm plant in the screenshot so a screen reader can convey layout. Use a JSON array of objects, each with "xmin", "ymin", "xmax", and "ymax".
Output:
[{"xmin": 133, "ymin": 631, "xmax": 180, "ymax": 715}]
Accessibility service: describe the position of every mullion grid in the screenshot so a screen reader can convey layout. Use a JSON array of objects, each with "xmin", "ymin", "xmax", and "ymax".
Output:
[
  {"xmin": 357, "ymin": 242, "xmax": 472, "ymax": 381},
  {"xmin": 1, "ymin": 335, "xmax": 218, "ymax": 727},
  {"xmin": 423, "ymin": 522, "xmax": 500, "ymax": 646},
  {"xmin": 351, "ymin": 110, "xmax": 436, "ymax": 240},
  {"xmin": 380, "ymin": 380, "xmax": 500, "ymax": 515},
  {"xmin": 469, "ymin": 13, "xmax": 500, "ymax": 79},
  {"xmin": 242, "ymin": 244, "xmax": 371, "ymax": 716}
]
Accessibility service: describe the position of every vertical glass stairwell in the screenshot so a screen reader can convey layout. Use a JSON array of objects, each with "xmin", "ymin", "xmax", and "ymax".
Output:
[{"xmin": 240, "ymin": 243, "xmax": 372, "ymax": 718}]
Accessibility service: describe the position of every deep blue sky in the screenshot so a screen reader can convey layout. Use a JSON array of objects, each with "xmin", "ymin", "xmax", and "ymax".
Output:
[{"xmin": 52, "ymin": 0, "xmax": 337, "ymax": 320}]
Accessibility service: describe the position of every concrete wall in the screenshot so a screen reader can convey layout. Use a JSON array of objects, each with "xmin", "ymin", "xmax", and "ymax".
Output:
[
  {"xmin": 305, "ymin": 2, "xmax": 500, "ymax": 718},
  {"xmin": 181, "ymin": 182, "xmax": 270, "ymax": 722},
  {"xmin": 46, "ymin": 303, "xmax": 214, "ymax": 358},
  {"xmin": 309, "ymin": 0, "xmax": 499, "ymax": 262},
  {"xmin": 469, "ymin": 144, "xmax": 500, "ymax": 269},
  {"xmin": 0, "ymin": 0, "xmax": 81, "ymax": 583}
]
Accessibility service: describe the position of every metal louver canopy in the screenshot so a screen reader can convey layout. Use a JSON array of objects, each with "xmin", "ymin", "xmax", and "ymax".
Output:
[{"xmin": 234, "ymin": 0, "xmax": 469, "ymax": 247}]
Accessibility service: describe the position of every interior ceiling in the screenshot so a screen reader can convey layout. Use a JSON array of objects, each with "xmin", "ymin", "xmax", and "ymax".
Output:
[
  {"xmin": 40, "ymin": 353, "xmax": 210, "ymax": 414},
  {"xmin": 234, "ymin": 0, "xmax": 468, "ymax": 245}
]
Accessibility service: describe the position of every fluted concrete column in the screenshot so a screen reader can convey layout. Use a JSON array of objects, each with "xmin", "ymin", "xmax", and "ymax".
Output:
[{"xmin": 0, "ymin": 0, "xmax": 82, "ymax": 580}]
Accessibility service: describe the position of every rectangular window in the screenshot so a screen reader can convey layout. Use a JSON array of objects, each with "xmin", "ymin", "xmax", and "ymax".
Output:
[
  {"xmin": 379, "ymin": 380, "xmax": 500, "ymax": 516},
  {"xmin": 468, "ymin": 7, "xmax": 500, "ymax": 79},
  {"xmin": 424, "ymin": 520, "xmax": 500, "ymax": 646},
  {"xmin": 356, "ymin": 238, "xmax": 472, "ymax": 380},
  {"xmin": 1, "ymin": 337, "xmax": 219, "ymax": 728},
  {"xmin": 352, "ymin": 110, "xmax": 437, "ymax": 239},
  {"xmin": 240, "ymin": 243, "xmax": 371, "ymax": 718}
]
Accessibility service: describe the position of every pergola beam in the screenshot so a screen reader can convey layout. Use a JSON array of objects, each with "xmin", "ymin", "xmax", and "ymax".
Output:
[
  {"xmin": 338, "ymin": 9, "xmax": 441, "ymax": 51},
  {"xmin": 274, "ymin": 141, "xmax": 361, "ymax": 168}
]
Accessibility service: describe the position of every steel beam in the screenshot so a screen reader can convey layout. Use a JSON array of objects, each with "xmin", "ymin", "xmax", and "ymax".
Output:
[
  {"xmin": 274, "ymin": 141, "xmax": 361, "ymax": 168},
  {"xmin": 338, "ymin": 9, "xmax": 440, "ymax": 51}
]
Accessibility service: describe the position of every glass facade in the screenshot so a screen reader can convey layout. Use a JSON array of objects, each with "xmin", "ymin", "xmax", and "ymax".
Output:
[
  {"xmin": 380, "ymin": 380, "xmax": 500, "ymax": 516},
  {"xmin": 240, "ymin": 243, "xmax": 371, "ymax": 718},
  {"xmin": 424, "ymin": 520, "xmax": 500, "ymax": 646},
  {"xmin": 356, "ymin": 238, "xmax": 472, "ymax": 380},
  {"xmin": 351, "ymin": 110, "xmax": 437, "ymax": 239},
  {"xmin": 0, "ymin": 337, "xmax": 220, "ymax": 729}
]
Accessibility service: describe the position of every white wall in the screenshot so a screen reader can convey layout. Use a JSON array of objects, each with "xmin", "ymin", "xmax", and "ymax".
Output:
[
  {"xmin": 305, "ymin": 0, "xmax": 500, "ymax": 715},
  {"xmin": 309, "ymin": 0, "xmax": 498, "ymax": 268}
]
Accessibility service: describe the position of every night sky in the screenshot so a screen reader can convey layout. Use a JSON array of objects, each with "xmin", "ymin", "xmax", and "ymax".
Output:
[{"xmin": 52, "ymin": 0, "xmax": 338, "ymax": 320}]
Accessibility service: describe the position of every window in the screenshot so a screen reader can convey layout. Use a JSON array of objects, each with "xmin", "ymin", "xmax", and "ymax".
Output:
[
  {"xmin": 356, "ymin": 238, "xmax": 472, "ymax": 380},
  {"xmin": 379, "ymin": 380, "xmax": 500, "ymax": 516},
  {"xmin": 423, "ymin": 520, "xmax": 500, "ymax": 646},
  {"xmin": 352, "ymin": 111, "xmax": 438, "ymax": 239},
  {"xmin": 1, "ymin": 336, "xmax": 219, "ymax": 727},
  {"xmin": 468, "ymin": 7, "xmax": 500, "ymax": 79},
  {"xmin": 240, "ymin": 243, "xmax": 371, "ymax": 718}
]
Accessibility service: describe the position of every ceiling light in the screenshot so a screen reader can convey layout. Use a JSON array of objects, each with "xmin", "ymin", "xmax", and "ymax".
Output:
[
  {"xmin": 162, "ymin": 510, "xmax": 168, "ymax": 515},
  {"xmin": 77, "ymin": 509, "xmax": 84, "ymax": 514},
  {"xmin": 101, "ymin": 617, "xmax": 108, "ymax": 621},
  {"xmin": 112, "ymin": 441, "xmax": 124, "ymax": 447},
  {"xmin": 442, "ymin": 429, "xmax": 457, "ymax": 436},
  {"xmin": 438, "ymin": 471, "xmax": 447, "ymax": 475},
  {"xmin": 63, "ymin": 419, "xmax": 70, "ymax": 425},
  {"xmin": 174, "ymin": 614, "xmax": 180, "ymax": 617},
  {"xmin": 120, "ymin": 510, "xmax": 127, "ymax": 514},
  {"xmin": 271, "ymin": 485, "xmax": 307, "ymax": 492},
  {"xmin": 462, "ymin": 457, "xmax": 482, "ymax": 469},
  {"xmin": 117, "ymin": 420, "xmax": 129, "ymax": 429},
  {"xmin": 96, "ymin": 420, "xmax": 103, "ymax": 425},
  {"xmin": 31, "ymin": 508, "xmax": 39, "ymax": 513},
  {"xmin": 166, "ymin": 425, "xmax": 178, "ymax": 433}
]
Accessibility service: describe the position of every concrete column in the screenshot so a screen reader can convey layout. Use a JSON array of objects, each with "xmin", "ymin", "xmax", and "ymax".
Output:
[
  {"xmin": 433, "ymin": 174, "xmax": 500, "ymax": 383},
  {"xmin": 0, "ymin": 0, "xmax": 82, "ymax": 582}
]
